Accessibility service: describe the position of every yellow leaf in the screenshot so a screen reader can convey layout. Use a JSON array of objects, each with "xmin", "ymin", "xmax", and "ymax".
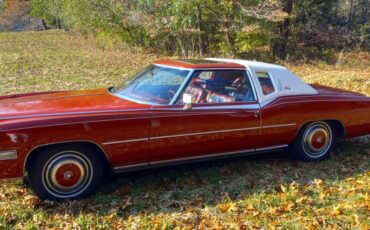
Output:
[
  {"xmin": 307, "ymin": 223, "xmax": 318, "ymax": 230},
  {"xmin": 314, "ymin": 179, "xmax": 323, "ymax": 187},
  {"xmin": 217, "ymin": 203, "xmax": 230, "ymax": 213},
  {"xmin": 331, "ymin": 205, "xmax": 341, "ymax": 216},
  {"xmin": 342, "ymin": 203, "xmax": 353, "ymax": 210},
  {"xmin": 364, "ymin": 192, "xmax": 369, "ymax": 201},
  {"xmin": 217, "ymin": 203, "xmax": 238, "ymax": 213},
  {"xmin": 283, "ymin": 203, "xmax": 295, "ymax": 212},
  {"xmin": 268, "ymin": 221, "xmax": 279, "ymax": 229},
  {"xmin": 295, "ymin": 196, "xmax": 307, "ymax": 204},
  {"xmin": 246, "ymin": 204, "xmax": 255, "ymax": 211},
  {"xmin": 268, "ymin": 207, "xmax": 278, "ymax": 215},
  {"xmin": 228, "ymin": 203, "xmax": 238, "ymax": 212},
  {"xmin": 353, "ymin": 214, "xmax": 360, "ymax": 226},
  {"xmin": 280, "ymin": 185, "xmax": 286, "ymax": 193},
  {"xmin": 319, "ymin": 192, "xmax": 326, "ymax": 201},
  {"xmin": 252, "ymin": 211, "xmax": 260, "ymax": 217}
]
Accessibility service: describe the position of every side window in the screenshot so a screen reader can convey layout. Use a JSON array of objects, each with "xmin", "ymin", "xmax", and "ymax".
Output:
[
  {"xmin": 178, "ymin": 70, "xmax": 255, "ymax": 104},
  {"xmin": 256, "ymin": 72, "xmax": 275, "ymax": 95}
]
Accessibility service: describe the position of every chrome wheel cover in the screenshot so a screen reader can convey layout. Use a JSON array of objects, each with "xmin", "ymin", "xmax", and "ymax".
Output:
[
  {"xmin": 42, "ymin": 151, "xmax": 93, "ymax": 199},
  {"xmin": 302, "ymin": 122, "xmax": 332, "ymax": 158}
]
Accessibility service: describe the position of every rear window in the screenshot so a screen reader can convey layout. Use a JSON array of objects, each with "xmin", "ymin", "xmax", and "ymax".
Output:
[{"xmin": 256, "ymin": 72, "xmax": 275, "ymax": 95}]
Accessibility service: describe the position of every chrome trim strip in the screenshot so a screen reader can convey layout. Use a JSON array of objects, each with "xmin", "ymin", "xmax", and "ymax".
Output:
[
  {"xmin": 24, "ymin": 140, "xmax": 110, "ymax": 176},
  {"xmin": 150, "ymin": 149, "xmax": 255, "ymax": 165},
  {"xmin": 0, "ymin": 150, "xmax": 17, "ymax": 160},
  {"xmin": 192, "ymin": 104, "xmax": 260, "ymax": 110},
  {"xmin": 150, "ymin": 144, "xmax": 288, "ymax": 166},
  {"xmin": 103, "ymin": 123, "xmax": 283, "ymax": 145},
  {"xmin": 151, "ymin": 104, "xmax": 260, "ymax": 111},
  {"xmin": 262, "ymin": 123, "xmax": 296, "ymax": 129},
  {"xmin": 102, "ymin": 138, "xmax": 149, "ymax": 145},
  {"xmin": 151, "ymin": 111, "xmax": 235, "ymax": 119},
  {"xmin": 113, "ymin": 162, "xmax": 149, "ymax": 171},
  {"xmin": 256, "ymin": 144, "xmax": 289, "ymax": 151},
  {"xmin": 151, "ymin": 127, "xmax": 260, "ymax": 140},
  {"xmin": 112, "ymin": 144, "xmax": 289, "ymax": 172}
]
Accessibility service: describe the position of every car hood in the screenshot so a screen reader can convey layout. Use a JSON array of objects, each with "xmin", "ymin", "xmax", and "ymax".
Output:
[{"xmin": 0, "ymin": 88, "xmax": 151, "ymax": 120}]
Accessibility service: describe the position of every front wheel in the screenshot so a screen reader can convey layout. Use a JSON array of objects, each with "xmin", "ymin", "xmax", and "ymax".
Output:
[
  {"xmin": 28, "ymin": 145, "xmax": 103, "ymax": 200},
  {"xmin": 290, "ymin": 121, "xmax": 337, "ymax": 161}
]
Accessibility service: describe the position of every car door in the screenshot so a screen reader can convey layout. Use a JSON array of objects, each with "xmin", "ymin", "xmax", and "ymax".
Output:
[{"xmin": 149, "ymin": 69, "xmax": 261, "ymax": 164}]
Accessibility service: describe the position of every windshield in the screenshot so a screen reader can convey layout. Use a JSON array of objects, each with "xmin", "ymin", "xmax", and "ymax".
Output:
[{"xmin": 113, "ymin": 65, "xmax": 190, "ymax": 105}]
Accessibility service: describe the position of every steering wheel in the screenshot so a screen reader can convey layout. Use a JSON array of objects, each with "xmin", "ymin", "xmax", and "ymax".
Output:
[
  {"xmin": 168, "ymin": 89, "xmax": 176, "ymax": 101},
  {"xmin": 194, "ymin": 78, "xmax": 207, "ymax": 88}
]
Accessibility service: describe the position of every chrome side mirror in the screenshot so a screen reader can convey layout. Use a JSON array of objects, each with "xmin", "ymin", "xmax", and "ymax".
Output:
[{"xmin": 182, "ymin": 93, "xmax": 194, "ymax": 111}]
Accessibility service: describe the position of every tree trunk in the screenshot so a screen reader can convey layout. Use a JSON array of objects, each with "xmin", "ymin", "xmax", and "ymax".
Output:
[
  {"xmin": 272, "ymin": 0, "xmax": 293, "ymax": 60},
  {"xmin": 225, "ymin": 31, "xmax": 235, "ymax": 57},
  {"xmin": 196, "ymin": 4, "xmax": 206, "ymax": 57},
  {"xmin": 360, "ymin": 0, "xmax": 368, "ymax": 24},
  {"xmin": 41, "ymin": 19, "xmax": 48, "ymax": 30},
  {"xmin": 348, "ymin": 0, "xmax": 354, "ymax": 28}
]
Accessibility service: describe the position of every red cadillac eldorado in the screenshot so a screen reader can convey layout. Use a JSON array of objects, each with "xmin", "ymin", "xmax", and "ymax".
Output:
[{"xmin": 0, "ymin": 59, "xmax": 369, "ymax": 200}]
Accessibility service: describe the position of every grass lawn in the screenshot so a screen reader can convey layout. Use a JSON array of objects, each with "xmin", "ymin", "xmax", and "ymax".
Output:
[{"xmin": 0, "ymin": 30, "xmax": 369, "ymax": 229}]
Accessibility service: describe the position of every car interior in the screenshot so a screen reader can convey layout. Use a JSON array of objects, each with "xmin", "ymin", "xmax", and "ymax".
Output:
[
  {"xmin": 256, "ymin": 72, "xmax": 275, "ymax": 95},
  {"xmin": 177, "ymin": 70, "xmax": 256, "ymax": 104}
]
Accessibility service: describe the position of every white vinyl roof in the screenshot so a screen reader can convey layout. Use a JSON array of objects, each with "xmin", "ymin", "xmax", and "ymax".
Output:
[{"xmin": 207, "ymin": 58, "xmax": 318, "ymax": 105}]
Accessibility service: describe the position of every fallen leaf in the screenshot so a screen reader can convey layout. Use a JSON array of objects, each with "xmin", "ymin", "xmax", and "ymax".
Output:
[
  {"xmin": 268, "ymin": 207, "xmax": 278, "ymax": 215},
  {"xmin": 120, "ymin": 196, "xmax": 131, "ymax": 210},
  {"xmin": 246, "ymin": 204, "xmax": 255, "ymax": 211},
  {"xmin": 308, "ymin": 223, "xmax": 318, "ymax": 230},
  {"xmin": 217, "ymin": 203, "xmax": 238, "ymax": 213},
  {"xmin": 282, "ymin": 203, "xmax": 295, "ymax": 212},
  {"xmin": 331, "ymin": 205, "xmax": 341, "ymax": 216},
  {"xmin": 314, "ymin": 179, "xmax": 323, "ymax": 187}
]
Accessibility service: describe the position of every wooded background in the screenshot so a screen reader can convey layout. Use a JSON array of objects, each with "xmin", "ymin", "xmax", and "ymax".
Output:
[
  {"xmin": 0, "ymin": 1, "xmax": 369, "ymax": 228},
  {"xmin": 0, "ymin": 0, "xmax": 369, "ymax": 62}
]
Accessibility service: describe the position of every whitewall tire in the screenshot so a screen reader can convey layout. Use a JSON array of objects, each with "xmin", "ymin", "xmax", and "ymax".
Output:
[
  {"xmin": 290, "ymin": 121, "xmax": 336, "ymax": 161},
  {"xmin": 28, "ymin": 145, "xmax": 103, "ymax": 200}
]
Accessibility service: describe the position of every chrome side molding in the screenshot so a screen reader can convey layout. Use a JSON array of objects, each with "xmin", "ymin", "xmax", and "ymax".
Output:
[
  {"xmin": 150, "ymin": 126, "xmax": 260, "ymax": 140},
  {"xmin": 0, "ymin": 150, "xmax": 17, "ymax": 161},
  {"xmin": 102, "ymin": 138, "xmax": 149, "ymax": 145},
  {"xmin": 113, "ymin": 144, "xmax": 288, "ymax": 173},
  {"xmin": 104, "ymin": 123, "xmax": 295, "ymax": 145},
  {"xmin": 262, "ymin": 123, "xmax": 296, "ymax": 129}
]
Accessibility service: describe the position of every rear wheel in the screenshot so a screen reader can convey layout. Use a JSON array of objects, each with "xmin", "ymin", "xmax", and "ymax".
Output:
[
  {"xmin": 290, "ymin": 121, "xmax": 336, "ymax": 161},
  {"xmin": 28, "ymin": 145, "xmax": 103, "ymax": 200}
]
